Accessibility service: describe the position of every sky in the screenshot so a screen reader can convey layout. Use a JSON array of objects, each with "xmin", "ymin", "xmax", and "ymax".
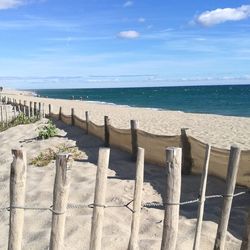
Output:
[{"xmin": 0, "ymin": 0, "xmax": 250, "ymax": 89}]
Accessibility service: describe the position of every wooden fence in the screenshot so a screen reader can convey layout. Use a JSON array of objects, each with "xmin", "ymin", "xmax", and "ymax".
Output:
[
  {"xmin": 0, "ymin": 98, "xmax": 249, "ymax": 249},
  {"xmin": 4, "ymin": 145, "xmax": 250, "ymax": 249}
]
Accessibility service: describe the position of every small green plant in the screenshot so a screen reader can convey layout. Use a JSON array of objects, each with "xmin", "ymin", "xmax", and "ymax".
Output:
[
  {"xmin": 38, "ymin": 120, "xmax": 57, "ymax": 139},
  {"xmin": 0, "ymin": 113, "xmax": 39, "ymax": 132}
]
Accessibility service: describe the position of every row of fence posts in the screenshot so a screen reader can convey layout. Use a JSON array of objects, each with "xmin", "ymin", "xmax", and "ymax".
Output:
[
  {"xmin": 52, "ymin": 105, "xmax": 192, "ymax": 174},
  {"xmin": 3, "ymin": 98, "xmax": 250, "ymax": 250},
  {"xmin": 2, "ymin": 97, "xmax": 46, "ymax": 120},
  {"xmin": 7, "ymin": 145, "xmax": 249, "ymax": 250}
]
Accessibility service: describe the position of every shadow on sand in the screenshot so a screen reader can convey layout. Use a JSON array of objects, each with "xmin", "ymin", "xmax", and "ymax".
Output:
[{"xmin": 53, "ymin": 119, "xmax": 249, "ymax": 241}]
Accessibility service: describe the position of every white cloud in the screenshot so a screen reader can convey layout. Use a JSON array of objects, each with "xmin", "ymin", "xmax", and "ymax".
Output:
[
  {"xmin": 138, "ymin": 17, "xmax": 145, "ymax": 23},
  {"xmin": 117, "ymin": 30, "xmax": 140, "ymax": 39},
  {"xmin": 196, "ymin": 5, "xmax": 250, "ymax": 26},
  {"xmin": 123, "ymin": 1, "xmax": 133, "ymax": 8},
  {"xmin": 0, "ymin": 0, "xmax": 25, "ymax": 9}
]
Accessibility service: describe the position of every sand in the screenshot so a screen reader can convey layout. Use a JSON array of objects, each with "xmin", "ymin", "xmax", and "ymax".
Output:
[
  {"xmin": 0, "ymin": 117, "xmax": 249, "ymax": 249},
  {"xmin": 2, "ymin": 89, "xmax": 250, "ymax": 150}
]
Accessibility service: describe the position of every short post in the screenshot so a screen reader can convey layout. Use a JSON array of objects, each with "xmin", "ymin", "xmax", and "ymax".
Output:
[
  {"xmin": 241, "ymin": 209, "xmax": 250, "ymax": 250},
  {"xmin": 49, "ymin": 104, "xmax": 52, "ymax": 116},
  {"xmin": 30, "ymin": 101, "xmax": 33, "ymax": 117},
  {"xmin": 27, "ymin": 104, "xmax": 30, "ymax": 118},
  {"xmin": 59, "ymin": 107, "xmax": 62, "ymax": 120},
  {"xmin": 38, "ymin": 102, "xmax": 42, "ymax": 119},
  {"xmin": 90, "ymin": 148, "xmax": 110, "ymax": 250},
  {"xmin": 13, "ymin": 106, "xmax": 17, "ymax": 118},
  {"xmin": 42, "ymin": 103, "xmax": 45, "ymax": 118},
  {"xmin": 85, "ymin": 111, "xmax": 89, "ymax": 134},
  {"xmin": 8, "ymin": 149, "xmax": 27, "ymax": 250},
  {"xmin": 161, "ymin": 147, "xmax": 182, "ymax": 250},
  {"xmin": 131, "ymin": 120, "xmax": 139, "ymax": 161},
  {"xmin": 23, "ymin": 101, "xmax": 27, "ymax": 116},
  {"xmin": 193, "ymin": 144, "xmax": 211, "ymax": 250},
  {"xmin": 104, "ymin": 116, "xmax": 110, "ymax": 147},
  {"xmin": 71, "ymin": 108, "xmax": 75, "ymax": 126},
  {"xmin": 1, "ymin": 105, "xmax": 3, "ymax": 123},
  {"xmin": 34, "ymin": 102, "xmax": 37, "ymax": 116},
  {"xmin": 49, "ymin": 154, "xmax": 71, "ymax": 250},
  {"xmin": 128, "ymin": 147, "xmax": 145, "ymax": 250},
  {"xmin": 214, "ymin": 146, "xmax": 241, "ymax": 250},
  {"xmin": 180, "ymin": 128, "xmax": 192, "ymax": 175}
]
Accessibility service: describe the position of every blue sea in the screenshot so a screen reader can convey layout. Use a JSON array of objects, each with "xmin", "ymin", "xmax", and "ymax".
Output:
[{"xmin": 34, "ymin": 85, "xmax": 250, "ymax": 117}]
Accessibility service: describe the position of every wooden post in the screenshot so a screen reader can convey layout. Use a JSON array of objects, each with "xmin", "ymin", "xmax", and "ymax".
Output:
[
  {"xmin": 27, "ymin": 104, "xmax": 30, "ymax": 118},
  {"xmin": 104, "ymin": 116, "xmax": 110, "ymax": 147},
  {"xmin": 49, "ymin": 104, "xmax": 52, "ymax": 116},
  {"xmin": 193, "ymin": 144, "xmax": 211, "ymax": 250},
  {"xmin": 38, "ymin": 102, "xmax": 42, "ymax": 119},
  {"xmin": 128, "ymin": 147, "xmax": 145, "ymax": 250},
  {"xmin": 71, "ymin": 108, "xmax": 75, "ymax": 126},
  {"xmin": 241, "ymin": 209, "xmax": 250, "ymax": 250},
  {"xmin": 5, "ymin": 105, "xmax": 8, "ymax": 125},
  {"xmin": 161, "ymin": 147, "xmax": 182, "ymax": 250},
  {"xmin": 85, "ymin": 111, "xmax": 89, "ymax": 134},
  {"xmin": 90, "ymin": 148, "xmax": 110, "ymax": 250},
  {"xmin": 59, "ymin": 107, "xmax": 62, "ymax": 120},
  {"xmin": 131, "ymin": 120, "xmax": 139, "ymax": 161},
  {"xmin": 34, "ymin": 102, "xmax": 37, "ymax": 116},
  {"xmin": 23, "ymin": 101, "xmax": 27, "ymax": 116},
  {"xmin": 13, "ymin": 106, "xmax": 17, "ymax": 118},
  {"xmin": 29, "ymin": 101, "xmax": 33, "ymax": 117},
  {"xmin": 49, "ymin": 154, "xmax": 71, "ymax": 250},
  {"xmin": 8, "ymin": 149, "xmax": 27, "ymax": 250},
  {"xmin": 180, "ymin": 128, "xmax": 192, "ymax": 175},
  {"xmin": 42, "ymin": 103, "xmax": 45, "ymax": 118},
  {"xmin": 1, "ymin": 105, "xmax": 3, "ymax": 123},
  {"xmin": 214, "ymin": 146, "xmax": 241, "ymax": 250}
]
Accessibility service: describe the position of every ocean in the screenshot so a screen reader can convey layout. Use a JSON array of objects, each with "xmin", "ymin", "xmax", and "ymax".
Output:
[{"xmin": 34, "ymin": 84, "xmax": 250, "ymax": 117}]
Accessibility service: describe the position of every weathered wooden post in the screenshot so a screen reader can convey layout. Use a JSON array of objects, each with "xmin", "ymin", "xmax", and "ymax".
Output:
[
  {"xmin": 180, "ymin": 128, "xmax": 192, "ymax": 175},
  {"xmin": 59, "ymin": 107, "xmax": 62, "ymax": 120},
  {"xmin": 42, "ymin": 103, "xmax": 45, "ymax": 118},
  {"xmin": 49, "ymin": 104, "xmax": 52, "ymax": 116},
  {"xmin": 161, "ymin": 147, "xmax": 182, "ymax": 250},
  {"xmin": 1, "ymin": 105, "xmax": 3, "ymax": 123},
  {"xmin": 131, "ymin": 120, "xmax": 139, "ymax": 161},
  {"xmin": 71, "ymin": 108, "xmax": 75, "ymax": 126},
  {"xmin": 214, "ymin": 146, "xmax": 241, "ymax": 250},
  {"xmin": 34, "ymin": 102, "xmax": 37, "ymax": 116},
  {"xmin": 193, "ymin": 144, "xmax": 211, "ymax": 250},
  {"xmin": 5, "ymin": 105, "xmax": 8, "ymax": 125},
  {"xmin": 13, "ymin": 106, "xmax": 17, "ymax": 118},
  {"xmin": 23, "ymin": 101, "xmax": 27, "ymax": 116},
  {"xmin": 128, "ymin": 147, "xmax": 145, "ymax": 250},
  {"xmin": 38, "ymin": 102, "xmax": 42, "ymax": 119},
  {"xmin": 29, "ymin": 101, "xmax": 33, "ymax": 117},
  {"xmin": 8, "ymin": 149, "xmax": 27, "ymax": 250},
  {"xmin": 85, "ymin": 111, "xmax": 89, "ymax": 134},
  {"xmin": 241, "ymin": 208, "xmax": 250, "ymax": 250},
  {"xmin": 90, "ymin": 148, "xmax": 110, "ymax": 250},
  {"xmin": 49, "ymin": 154, "xmax": 71, "ymax": 250},
  {"xmin": 104, "ymin": 116, "xmax": 110, "ymax": 147}
]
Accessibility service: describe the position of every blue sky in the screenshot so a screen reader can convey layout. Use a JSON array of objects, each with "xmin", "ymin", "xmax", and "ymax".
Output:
[{"xmin": 0, "ymin": 0, "xmax": 250, "ymax": 89}]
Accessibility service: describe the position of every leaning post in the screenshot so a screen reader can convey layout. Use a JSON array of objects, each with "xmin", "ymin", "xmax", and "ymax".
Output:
[
  {"xmin": 85, "ymin": 111, "xmax": 89, "ymax": 134},
  {"xmin": 214, "ymin": 146, "xmax": 241, "ymax": 250},
  {"xmin": 71, "ymin": 108, "xmax": 75, "ymax": 126}
]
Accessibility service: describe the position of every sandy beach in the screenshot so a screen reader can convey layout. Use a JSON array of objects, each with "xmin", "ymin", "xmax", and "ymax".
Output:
[
  {"xmin": 2, "ymin": 89, "xmax": 250, "ymax": 150},
  {"xmin": 0, "ymin": 117, "xmax": 249, "ymax": 250}
]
